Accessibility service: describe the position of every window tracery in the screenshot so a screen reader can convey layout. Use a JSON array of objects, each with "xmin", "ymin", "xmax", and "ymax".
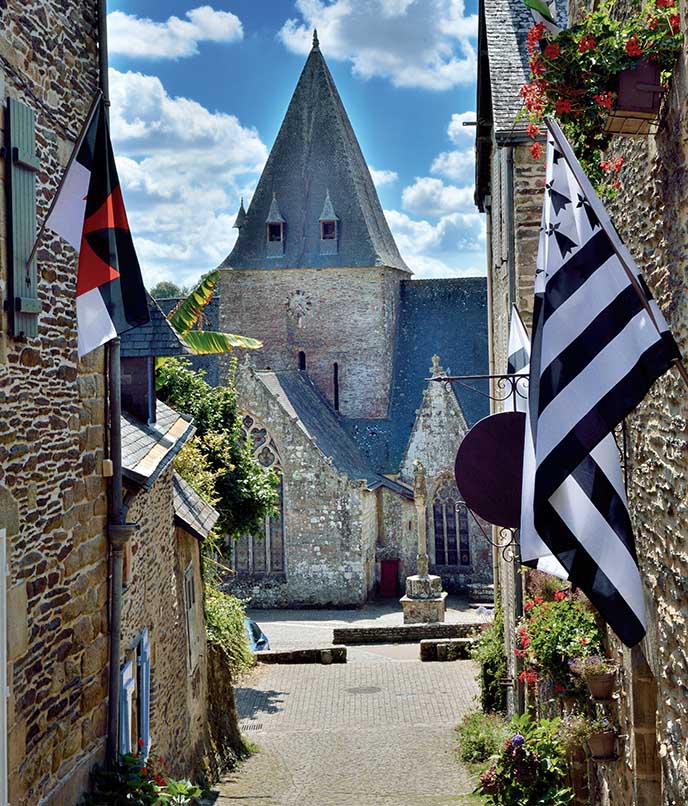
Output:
[{"xmin": 432, "ymin": 477, "xmax": 470, "ymax": 567}]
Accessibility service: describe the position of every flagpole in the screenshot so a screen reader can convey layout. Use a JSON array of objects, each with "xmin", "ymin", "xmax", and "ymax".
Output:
[
  {"xmin": 545, "ymin": 117, "xmax": 688, "ymax": 391},
  {"xmin": 24, "ymin": 90, "xmax": 102, "ymax": 271}
]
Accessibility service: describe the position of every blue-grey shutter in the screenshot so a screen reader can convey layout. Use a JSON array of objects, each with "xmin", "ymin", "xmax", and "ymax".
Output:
[
  {"xmin": 137, "ymin": 629, "xmax": 151, "ymax": 756},
  {"xmin": 6, "ymin": 98, "xmax": 40, "ymax": 338}
]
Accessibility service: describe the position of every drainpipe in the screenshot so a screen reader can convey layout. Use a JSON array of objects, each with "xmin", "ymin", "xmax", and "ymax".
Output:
[{"xmin": 97, "ymin": 0, "xmax": 135, "ymax": 766}]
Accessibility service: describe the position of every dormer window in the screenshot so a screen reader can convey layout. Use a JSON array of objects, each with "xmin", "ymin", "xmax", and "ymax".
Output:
[
  {"xmin": 266, "ymin": 193, "xmax": 286, "ymax": 257},
  {"xmin": 319, "ymin": 190, "xmax": 339, "ymax": 255},
  {"xmin": 268, "ymin": 222, "xmax": 284, "ymax": 242}
]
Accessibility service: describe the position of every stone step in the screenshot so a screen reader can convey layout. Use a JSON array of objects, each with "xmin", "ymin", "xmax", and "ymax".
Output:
[{"xmin": 419, "ymin": 638, "xmax": 475, "ymax": 662}]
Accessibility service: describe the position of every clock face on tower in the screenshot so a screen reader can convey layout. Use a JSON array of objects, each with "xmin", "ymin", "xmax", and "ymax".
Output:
[{"xmin": 286, "ymin": 289, "xmax": 312, "ymax": 326}]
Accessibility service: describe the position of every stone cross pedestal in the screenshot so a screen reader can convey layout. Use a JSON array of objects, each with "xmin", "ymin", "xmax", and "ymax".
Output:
[{"xmin": 400, "ymin": 455, "xmax": 447, "ymax": 624}]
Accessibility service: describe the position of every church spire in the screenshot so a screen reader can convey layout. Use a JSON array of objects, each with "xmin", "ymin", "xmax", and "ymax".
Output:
[
  {"xmin": 233, "ymin": 197, "xmax": 247, "ymax": 230},
  {"xmin": 221, "ymin": 37, "xmax": 409, "ymax": 273}
]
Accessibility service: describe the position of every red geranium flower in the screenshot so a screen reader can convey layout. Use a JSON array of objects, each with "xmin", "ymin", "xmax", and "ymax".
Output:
[
  {"xmin": 530, "ymin": 141, "xmax": 544, "ymax": 160},
  {"xmin": 554, "ymin": 590, "xmax": 566, "ymax": 601},
  {"xmin": 524, "ymin": 600, "xmax": 534, "ymax": 611},
  {"xmin": 530, "ymin": 57, "xmax": 545, "ymax": 77},
  {"xmin": 613, "ymin": 156, "xmax": 624, "ymax": 173},
  {"xmin": 555, "ymin": 98, "xmax": 573, "ymax": 114},
  {"xmin": 534, "ymin": 595, "xmax": 544, "ymax": 604},
  {"xmin": 626, "ymin": 35, "xmax": 643, "ymax": 56},
  {"xmin": 578, "ymin": 35, "xmax": 596, "ymax": 52},
  {"xmin": 613, "ymin": 179, "xmax": 621, "ymax": 189},
  {"xmin": 527, "ymin": 22, "xmax": 546, "ymax": 55},
  {"xmin": 141, "ymin": 767, "xmax": 148, "ymax": 776},
  {"xmin": 670, "ymin": 13, "xmax": 681, "ymax": 33},
  {"xmin": 647, "ymin": 14, "xmax": 659, "ymax": 29},
  {"xmin": 526, "ymin": 122, "xmax": 541, "ymax": 139},
  {"xmin": 555, "ymin": 682, "xmax": 566, "ymax": 693},
  {"xmin": 544, "ymin": 42, "xmax": 561, "ymax": 59},
  {"xmin": 594, "ymin": 91, "xmax": 614, "ymax": 110},
  {"xmin": 657, "ymin": 0, "xmax": 675, "ymax": 8},
  {"xmin": 515, "ymin": 648, "xmax": 526, "ymax": 658}
]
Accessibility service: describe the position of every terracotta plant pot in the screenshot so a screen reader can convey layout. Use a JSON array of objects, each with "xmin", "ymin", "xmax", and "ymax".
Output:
[
  {"xmin": 587, "ymin": 730, "xmax": 617, "ymax": 760},
  {"xmin": 586, "ymin": 671, "xmax": 616, "ymax": 700},
  {"xmin": 604, "ymin": 59, "xmax": 664, "ymax": 136}
]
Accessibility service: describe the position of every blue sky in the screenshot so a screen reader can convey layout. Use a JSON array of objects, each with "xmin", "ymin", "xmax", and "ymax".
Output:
[{"xmin": 107, "ymin": 0, "xmax": 484, "ymax": 289}]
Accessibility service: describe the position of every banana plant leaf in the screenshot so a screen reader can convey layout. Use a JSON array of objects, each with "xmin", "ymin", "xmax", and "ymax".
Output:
[
  {"xmin": 167, "ymin": 270, "xmax": 220, "ymax": 335},
  {"xmin": 181, "ymin": 329, "xmax": 262, "ymax": 354}
]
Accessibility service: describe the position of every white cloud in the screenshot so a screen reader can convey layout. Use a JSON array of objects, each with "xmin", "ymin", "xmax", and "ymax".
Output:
[
  {"xmin": 109, "ymin": 68, "xmax": 267, "ymax": 287},
  {"xmin": 108, "ymin": 6, "xmax": 243, "ymax": 60},
  {"xmin": 279, "ymin": 0, "xmax": 478, "ymax": 90},
  {"xmin": 401, "ymin": 176, "xmax": 474, "ymax": 217},
  {"xmin": 369, "ymin": 166, "xmax": 398, "ymax": 187},
  {"xmin": 430, "ymin": 149, "xmax": 474, "ymax": 183},
  {"xmin": 447, "ymin": 110, "xmax": 477, "ymax": 143}
]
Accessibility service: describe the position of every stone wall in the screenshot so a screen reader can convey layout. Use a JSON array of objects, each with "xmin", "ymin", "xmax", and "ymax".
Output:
[
  {"xmin": 227, "ymin": 365, "xmax": 372, "ymax": 607},
  {"xmin": 219, "ymin": 267, "xmax": 404, "ymax": 419},
  {"xmin": 0, "ymin": 3, "xmax": 111, "ymax": 804},
  {"xmin": 122, "ymin": 469, "xmax": 208, "ymax": 780}
]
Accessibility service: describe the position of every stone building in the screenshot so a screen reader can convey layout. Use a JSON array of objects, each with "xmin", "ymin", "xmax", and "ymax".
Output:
[
  {"xmin": 0, "ymin": 5, "xmax": 217, "ymax": 803},
  {"xmin": 476, "ymin": 0, "xmax": 688, "ymax": 801},
  {"xmin": 217, "ymin": 35, "xmax": 491, "ymax": 607}
]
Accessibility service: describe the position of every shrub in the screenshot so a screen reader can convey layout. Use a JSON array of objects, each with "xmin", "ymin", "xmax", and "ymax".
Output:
[
  {"xmin": 477, "ymin": 713, "xmax": 572, "ymax": 805},
  {"xmin": 456, "ymin": 711, "xmax": 510, "ymax": 765},
  {"xmin": 205, "ymin": 585, "xmax": 254, "ymax": 679},
  {"xmin": 471, "ymin": 607, "xmax": 507, "ymax": 714}
]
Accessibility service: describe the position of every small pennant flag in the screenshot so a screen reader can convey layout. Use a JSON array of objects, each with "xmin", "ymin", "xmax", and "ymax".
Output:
[
  {"xmin": 523, "ymin": 0, "xmax": 561, "ymax": 34},
  {"xmin": 46, "ymin": 96, "xmax": 149, "ymax": 357}
]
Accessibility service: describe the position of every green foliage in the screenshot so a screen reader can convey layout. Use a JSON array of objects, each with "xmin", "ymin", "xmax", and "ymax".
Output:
[
  {"xmin": 157, "ymin": 358, "xmax": 279, "ymax": 541},
  {"xmin": 165, "ymin": 270, "xmax": 261, "ymax": 355},
  {"xmin": 81, "ymin": 753, "xmax": 200, "ymax": 805},
  {"xmin": 456, "ymin": 711, "xmax": 510, "ymax": 765},
  {"xmin": 149, "ymin": 280, "xmax": 187, "ymax": 299},
  {"xmin": 205, "ymin": 585, "xmax": 255, "ymax": 678},
  {"xmin": 471, "ymin": 608, "xmax": 508, "ymax": 714},
  {"xmin": 477, "ymin": 713, "xmax": 573, "ymax": 805},
  {"xmin": 518, "ymin": 593, "xmax": 604, "ymax": 685},
  {"xmin": 521, "ymin": 0, "xmax": 682, "ymax": 193}
]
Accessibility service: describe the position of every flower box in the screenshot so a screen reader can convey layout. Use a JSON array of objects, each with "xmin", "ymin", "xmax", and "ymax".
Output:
[
  {"xmin": 604, "ymin": 59, "xmax": 664, "ymax": 136},
  {"xmin": 587, "ymin": 729, "xmax": 617, "ymax": 760},
  {"xmin": 586, "ymin": 671, "xmax": 616, "ymax": 700}
]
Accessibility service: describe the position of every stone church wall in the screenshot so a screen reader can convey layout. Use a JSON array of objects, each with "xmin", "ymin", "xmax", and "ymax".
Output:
[
  {"xmin": 122, "ymin": 468, "xmax": 209, "ymax": 780},
  {"xmin": 220, "ymin": 267, "xmax": 404, "ymax": 419},
  {"xmin": 0, "ymin": 3, "xmax": 112, "ymax": 804}
]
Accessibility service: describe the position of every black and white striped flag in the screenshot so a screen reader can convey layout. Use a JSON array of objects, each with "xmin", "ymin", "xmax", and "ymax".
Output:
[{"xmin": 521, "ymin": 118, "xmax": 682, "ymax": 647}]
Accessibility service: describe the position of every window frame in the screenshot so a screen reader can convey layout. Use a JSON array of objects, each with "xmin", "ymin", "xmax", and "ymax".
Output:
[{"xmin": 320, "ymin": 219, "xmax": 337, "ymax": 240}]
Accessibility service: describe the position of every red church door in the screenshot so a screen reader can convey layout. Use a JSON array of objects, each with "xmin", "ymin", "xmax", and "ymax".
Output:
[{"xmin": 379, "ymin": 559, "xmax": 399, "ymax": 597}]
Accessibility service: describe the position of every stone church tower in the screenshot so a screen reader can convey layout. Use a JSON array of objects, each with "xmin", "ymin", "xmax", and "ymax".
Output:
[{"xmin": 218, "ymin": 34, "xmax": 492, "ymax": 606}]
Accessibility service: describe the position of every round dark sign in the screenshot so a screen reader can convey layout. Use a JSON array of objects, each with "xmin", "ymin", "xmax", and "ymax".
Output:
[{"xmin": 454, "ymin": 411, "xmax": 526, "ymax": 528}]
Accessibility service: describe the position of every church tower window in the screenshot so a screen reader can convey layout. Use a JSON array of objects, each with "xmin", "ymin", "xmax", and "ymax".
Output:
[
  {"xmin": 298, "ymin": 351, "xmax": 306, "ymax": 371},
  {"xmin": 333, "ymin": 362, "xmax": 339, "ymax": 410},
  {"xmin": 266, "ymin": 193, "xmax": 286, "ymax": 257},
  {"xmin": 234, "ymin": 417, "xmax": 285, "ymax": 576},
  {"xmin": 432, "ymin": 477, "xmax": 470, "ymax": 567},
  {"xmin": 268, "ymin": 223, "xmax": 284, "ymax": 242},
  {"xmin": 319, "ymin": 190, "xmax": 339, "ymax": 255}
]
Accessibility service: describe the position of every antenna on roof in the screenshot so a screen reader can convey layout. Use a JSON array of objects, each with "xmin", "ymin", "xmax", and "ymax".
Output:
[{"xmin": 312, "ymin": 28, "xmax": 319, "ymax": 50}]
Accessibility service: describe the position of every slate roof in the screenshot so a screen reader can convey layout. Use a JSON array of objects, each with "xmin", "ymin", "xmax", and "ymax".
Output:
[
  {"xmin": 120, "ymin": 294, "xmax": 192, "ymax": 358},
  {"xmin": 480, "ymin": 0, "xmax": 567, "ymax": 138},
  {"xmin": 122, "ymin": 399, "xmax": 195, "ymax": 490},
  {"xmin": 344, "ymin": 277, "xmax": 490, "ymax": 473},
  {"xmin": 255, "ymin": 369, "xmax": 412, "ymax": 498},
  {"xmin": 221, "ymin": 41, "xmax": 409, "ymax": 273},
  {"xmin": 173, "ymin": 472, "xmax": 219, "ymax": 541}
]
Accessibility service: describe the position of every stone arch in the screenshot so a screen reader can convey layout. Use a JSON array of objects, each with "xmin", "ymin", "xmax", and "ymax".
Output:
[
  {"xmin": 233, "ymin": 415, "xmax": 285, "ymax": 577},
  {"xmin": 430, "ymin": 475, "xmax": 471, "ymax": 569}
]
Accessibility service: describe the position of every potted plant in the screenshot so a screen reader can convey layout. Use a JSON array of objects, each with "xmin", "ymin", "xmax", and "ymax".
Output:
[
  {"xmin": 570, "ymin": 655, "xmax": 618, "ymax": 700},
  {"xmin": 521, "ymin": 0, "xmax": 682, "ymax": 193},
  {"xmin": 586, "ymin": 715, "xmax": 618, "ymax": 760}
]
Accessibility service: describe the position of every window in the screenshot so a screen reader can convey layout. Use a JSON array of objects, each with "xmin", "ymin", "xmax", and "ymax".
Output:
[
  {"xmin": 321, "ymin": 220, "xmax": 337, "ymax": 240},
  {"xmin": 333, "ymin": 362, "xmax": 339, "ymax": 410},
  {"xmin": 432, "ymin": 478, "xmax": 470, "ymax": 567},
  {"xmin": 0, "ymin": 529, "xmax": 7, "ymax": 806},
  {"xmin": 119, "ymin": 660, "xmax": 136, "ymax": 755},
  {"xmin": 298, "ymin": 351, "xmax": 306, "ymax": 371},
  {"xmin": 234, "ymin": 417, "xmax": 285, "ymax": 576},
  {"xmin": 267, "ymin": 222, "xmax": 283, "ymax": 242},
  {"xmin": 184, "ymin": 564, "xmax": 201, "ymax": 671}
]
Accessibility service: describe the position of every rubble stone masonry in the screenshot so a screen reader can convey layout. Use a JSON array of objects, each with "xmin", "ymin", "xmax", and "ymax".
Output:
[{"xmin": 0, "ymin": 2, "xmax": 109, "ymax": 804}]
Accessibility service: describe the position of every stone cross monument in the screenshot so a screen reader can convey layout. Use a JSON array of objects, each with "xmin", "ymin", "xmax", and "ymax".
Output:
[{"xmin": 400, "ymin": 459, "xmax": 448, "ymax": 623}]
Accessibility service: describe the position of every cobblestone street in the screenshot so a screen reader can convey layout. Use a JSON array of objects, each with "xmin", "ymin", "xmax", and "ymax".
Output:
[{"xmin": 209, "ymin": 642, "xmax": 482, "ymax": 805}]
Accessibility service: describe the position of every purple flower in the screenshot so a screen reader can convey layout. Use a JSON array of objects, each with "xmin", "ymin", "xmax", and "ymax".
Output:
[{"xmin": 512, "ymin": 733, "xmax": 525, "ymax": 747}]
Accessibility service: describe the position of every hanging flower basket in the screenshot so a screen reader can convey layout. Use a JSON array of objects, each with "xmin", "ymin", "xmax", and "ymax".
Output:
[
  {"xmin": 604, "ymin": 59, "xmax": 664, "ymax": 135},
  {"xmin": 586, "ymin": 671, "xmax": 617, "ymax": 700},
  {"xmin": 587, "ymin": 729, "xmax": 617, "ymax": 760}
]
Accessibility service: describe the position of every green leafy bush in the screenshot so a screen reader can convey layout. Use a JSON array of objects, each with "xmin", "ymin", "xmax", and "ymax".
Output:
[
  {"xmin": 157, "ymin": 358, "xmax": 278, "ymax": 541},
  {"xmin": 471, "ymin": 608, "xmax": 507, "ymax": 714},
  {"xmin": 456, "ymin": 711, "xmax": 510, "ymax": 765},
  {"xmin": 477, "ymin": 713, "xmax": 573, "ymax": 805},
  {"xmin": 205, "ymin": 585, "xmax": 254, "ymax": 678}
]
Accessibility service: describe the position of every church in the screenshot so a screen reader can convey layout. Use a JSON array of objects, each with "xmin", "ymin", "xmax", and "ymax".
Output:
[{"xmin": 216, "ymin": 34, "xmax": 491, "ymax": 607}]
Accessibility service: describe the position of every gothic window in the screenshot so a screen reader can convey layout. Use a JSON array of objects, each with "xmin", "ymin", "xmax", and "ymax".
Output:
[
  {"xmin": 432, "ymin": 478, "xmax": 470, "ymax": 567},
  {"xmin": 234, "ymin": 419, "xmax": 285, "ymax": 576}
]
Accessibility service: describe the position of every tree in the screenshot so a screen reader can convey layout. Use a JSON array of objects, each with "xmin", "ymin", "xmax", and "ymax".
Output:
[
  {"xmin": 149, "ymin": 280, "xmax": 186, "ymax": 298},
  {"xmin": 157, "ymin": 358, "xmax": 279, "ymax": 541}
]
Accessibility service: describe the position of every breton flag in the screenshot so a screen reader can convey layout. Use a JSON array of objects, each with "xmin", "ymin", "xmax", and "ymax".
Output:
[
  {"xmin": 46, "ymin": 96, "xmax": 149, "ymax": 356},
  {"xmin": 523, "ymin": 0, "xmax": 561, "ymax": 35},
  {"xmin": 521, "ymin": 117, "xmax": 682, "ymax": 647},
  {"xmin": 507, "ymin": 306, "xmax": 568, "ymax": 580}
]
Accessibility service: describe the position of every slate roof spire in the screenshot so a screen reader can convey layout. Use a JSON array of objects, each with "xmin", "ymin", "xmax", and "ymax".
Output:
[
  {"xmin": 221, "ymin": 40, "xmax": 409, "ymax": 272},
  {"xmin": 319, "ymin": 189, "xmax": 338, "ymax": 222},
  {"xmin": 233, "ymin": 198, "xmax": 247, "ymax": 229}
]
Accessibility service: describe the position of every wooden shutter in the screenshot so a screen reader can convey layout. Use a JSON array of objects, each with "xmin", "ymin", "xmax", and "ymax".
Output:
[
  {"xmin": 118, "ymin": 660, "xmax": 135, "ymax": 755},
  {"xmin": 0, "ymin": 529, "xmax": 7, "ymax": 806},
  {"xmin": 6, "ymin": 98, "xmax": 40, "ymax": 338},
  {"xmin": 137, "ymin": 629, "xmax": 150, "ymax": 756}
]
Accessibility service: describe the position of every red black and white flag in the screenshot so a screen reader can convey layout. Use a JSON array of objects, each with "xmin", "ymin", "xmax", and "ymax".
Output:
[{"xmin": 46, "ymin": 96, "xmax": 149, "ymax": 356}]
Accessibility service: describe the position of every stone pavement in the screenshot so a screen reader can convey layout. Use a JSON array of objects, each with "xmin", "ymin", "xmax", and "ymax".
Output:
[{"xmin": 208, "ymin": 653, "xmax": 483, "ymax": 805}]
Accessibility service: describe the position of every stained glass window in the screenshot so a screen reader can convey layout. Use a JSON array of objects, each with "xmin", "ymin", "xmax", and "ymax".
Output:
[{"xmin": 432, "ymin": 478, "xmax": 470, "ymax": 567}]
